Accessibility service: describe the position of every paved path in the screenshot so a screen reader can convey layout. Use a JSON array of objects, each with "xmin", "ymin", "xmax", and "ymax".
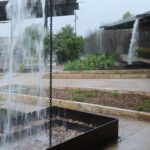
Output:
[
  {"xmin": 2, "ymin": 73, "xmax": 149, "ymax": 93},
  {"xmin": 52, "ymin": 79, "xmax": 150, "ymax": 92},
  {"xmin": 107, "ymin": 116, "xmax": 150, "ymax": 150}
]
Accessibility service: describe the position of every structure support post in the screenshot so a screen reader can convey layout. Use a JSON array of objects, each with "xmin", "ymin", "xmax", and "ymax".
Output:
[{"xmin": 49, "ymin": 0, "xmax": 53, "ymax": 148}]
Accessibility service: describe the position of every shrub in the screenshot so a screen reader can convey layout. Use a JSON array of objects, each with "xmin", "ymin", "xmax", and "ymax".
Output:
[
  {"xmin": 54, "ymin": 25, "xmax": 84, "ymax": 63},
  {"xmin": 64, "ymin": 53, "xmax": 116, "ymax": 71}
]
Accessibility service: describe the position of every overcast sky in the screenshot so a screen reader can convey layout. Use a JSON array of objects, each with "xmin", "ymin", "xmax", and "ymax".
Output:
[{"xmin": 0, "ymin": 0, "xmax": 150, "ymax": 37}]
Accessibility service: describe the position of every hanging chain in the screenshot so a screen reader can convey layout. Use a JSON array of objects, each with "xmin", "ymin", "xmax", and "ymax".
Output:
[{"xmin": 49, "ymin": 0, "xmax": 53, "ymax": 147}]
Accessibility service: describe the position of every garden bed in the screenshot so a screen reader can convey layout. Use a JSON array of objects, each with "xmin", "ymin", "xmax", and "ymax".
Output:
[
  {"xmin": 52, "ymin": 88, "xmax": 150, "ymax": 113},
  {"xmin": 1, "ymin": 85, "xmax": 150, "ymax": 113}
]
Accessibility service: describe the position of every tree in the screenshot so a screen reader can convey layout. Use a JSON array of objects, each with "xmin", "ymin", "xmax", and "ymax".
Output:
[
  {"xmin": 122, "ymin": 11, "xmax": 134, "ymax": 19},
  {"xmin": 22, "ymin": 24, "xmax": 42, "ymax": 56},
  {"xmin": 54, "ymin": 25, "xmax": 84, "ymax": 63}
]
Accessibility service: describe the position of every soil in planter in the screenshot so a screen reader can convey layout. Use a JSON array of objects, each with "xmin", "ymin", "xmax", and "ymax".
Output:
[{"xmin": 52, "ymin": 88, "xmax": 150, "ymax": 113}]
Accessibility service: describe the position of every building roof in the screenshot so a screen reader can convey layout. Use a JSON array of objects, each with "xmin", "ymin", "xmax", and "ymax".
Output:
[
  {"xmin": 0, "ymin": 0, "xmax": 79, "ymax": 21},
  {"xmin": 100, "ymin": 11, "xmax": 150, "ymax": 30},
  {"xmin": 136, "ymin": 11, "xmax": 150, "ymax": 18}
]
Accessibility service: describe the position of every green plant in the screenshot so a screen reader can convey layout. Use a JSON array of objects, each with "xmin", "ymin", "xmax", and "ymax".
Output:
[
  {"xmin": 111, "ymin": 91, "xmax": 121, "ymax": 98},
  {"xmin": 71, "ymin": 89, "xmax": 96, "ymax": 102},
  {"xmin": 72, "ymin": 94, "xmax": 86, "ymax": 102},
  {"xmin": 22, "ymin": 24, "xmax": 42, "ymax": 56},
  {"xmin": 64, "ymin": 53, "xmax": 116, "ymax": 71},
  {"xmin": 84, "ymin": 91, "xmax": 96, "ymax": 97},
  {"xmin": 19, "ymin": 64, "xmax": 25, "ymax": 72},
  {"xmin": 54, "ymin": 25, "xmax": 84, "ymax": 63},
  {"xmin": 122, "ymin": 11, "xmax": 134, "ymax": 20},
  {"xmin": 135, "ymin": 99, "xmax": 150, "ymax": 112},
  {"xmin": 71, "ymin": 88, "xmax": 83, "ymax": 94}
]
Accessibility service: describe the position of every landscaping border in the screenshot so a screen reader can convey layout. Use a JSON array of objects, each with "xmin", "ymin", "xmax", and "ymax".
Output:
[{"xmin": 0, "ymin": 93, "xmax": 150, "ymax": 121}]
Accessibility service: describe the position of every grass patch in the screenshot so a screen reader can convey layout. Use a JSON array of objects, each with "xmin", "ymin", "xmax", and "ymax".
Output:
[
  {"xmin": 71, "ymin": 89, "xmax": 96, "ymax": 102},
  {"xmin": 111, "ymin": 91, "xmax": 121, "ymax": 98},
  {"xmin": 135, "ymin": 99, "xmax": 150, "ymax": 112},
  {"xmin": 71, "ymin": 88, "xmax": 83, "ymax": 95},
  {"xmin": 84, "ymin": 91, "xmax": 96, "ymax": 97},
  {"xmin": 64, "ymin": 53, "xmax": 116, "ymax": 71},
  {"xmin": 72, "ymin": 95, "xmax": 86, "ymax": 102}
]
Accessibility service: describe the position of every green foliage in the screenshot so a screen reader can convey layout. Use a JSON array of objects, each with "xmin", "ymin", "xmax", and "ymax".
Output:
[
  {"xmin": 72, "ymin": 95, "xmax": 86, "ymax": 102},
  {"xmin": 135, "ymin": 99, "xmax": 150, "ymax": 112},
  {"xmin": 22, "ymin": 24, "xmax": 42, "ymax": 56},
  {"xmin": 71, "ymin": 88, "xmax": 83, "ymax": 95},
  {"xmin": 122, "ymin": 11, "xmax": 134, "ymax": 19},
  {"xmin": 19, "ymin": 64, "xmax": 25, "ymax": 72},
  {"xmin": 43, "ymin": 32, "xmax": 54, "ymax": 62},
  {"xmin": 71, "ymin": 89, "xmax": 96, "ymax": 102},
  {"xmin": 85, "ymin": 91, "xmax": 96, "ymax": 97},
  {"xmin": 111, "ymin": 91, "xmax": 121, "ymax": 98},
  {"xmin": 54, "ymin": 25, "xmax": 84, "ymax": 63},
  {"xmin": 44, "ymin": 32, "xmax": 50, "ymax": 51},
  {"xmin": 64, "ymin": 53, "xmax": 116, "ymax": 71}
]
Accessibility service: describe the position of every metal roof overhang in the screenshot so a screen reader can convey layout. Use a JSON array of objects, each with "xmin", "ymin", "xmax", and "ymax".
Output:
[
  {"xmin": 100, "ymin": 11, "xmax": 150, "ymax": 30},
  {"xmin": 0, "ymin": 0, "xmax": 79, "ymax": 21},
  {"xmin": 100, "ymin": 21, "xmax": 134, "ymax": 30},
  {"xmin": 100, "ymin": 18, "xmax": 135, "ymax": 30}
]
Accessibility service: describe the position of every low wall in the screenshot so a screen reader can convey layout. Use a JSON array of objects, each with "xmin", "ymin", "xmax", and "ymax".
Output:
[
  {"xmin": 43, "ymin": 69, "xmax": 150, "ymax": 79},
  {"xmin": 1, "ymin": 93, "xmax": 150, "ymax": 121}
]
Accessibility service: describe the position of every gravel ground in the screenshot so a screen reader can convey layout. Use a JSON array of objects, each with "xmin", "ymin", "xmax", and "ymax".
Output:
[{"xmin": 1, "ymin": 126, "xmax": 82, "ymax": 150}]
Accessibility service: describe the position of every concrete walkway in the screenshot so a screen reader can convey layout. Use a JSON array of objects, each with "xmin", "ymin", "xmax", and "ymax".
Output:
[
  {"xmin": 3, "ymin": 73, "xmax": 150, "ymax": 93},
  {"xmin": 52, "ymin": 79, "xmax": 150, "ymax": 92},
  {"xmin": 107, "ymin": 116, "xmax": 150, "ymax": 150}
]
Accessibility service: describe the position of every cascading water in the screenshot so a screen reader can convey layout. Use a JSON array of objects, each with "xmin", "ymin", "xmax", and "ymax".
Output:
[
  {"xmin": 128, "ymin": 18, "xmax": 140, "ymax": 65},
  {"xmin": 1, "ymin": 0, "xmax": 47, "ymax": 146}
]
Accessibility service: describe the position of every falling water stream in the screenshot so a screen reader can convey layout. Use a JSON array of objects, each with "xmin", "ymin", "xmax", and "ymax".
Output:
[
  {"xmin": 128, "ymin": 18, "xmax": 140, "ymax": 65},
  {"xmin": 1, "ymin": 0, "xmax": 47, "ymax": 146},
  {"xmin": 0, "ymin": 0, "xmax": 82, "ymax": 149}
]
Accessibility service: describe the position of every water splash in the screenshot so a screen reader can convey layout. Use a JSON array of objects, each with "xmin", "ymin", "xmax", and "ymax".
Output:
[
  {"xmin": 128, "ymin": 18, "xmax": 140, "ymax": 65},
  {"xmin": 1, "ymin": 0, "xmax": 47, "ymax": 145}
]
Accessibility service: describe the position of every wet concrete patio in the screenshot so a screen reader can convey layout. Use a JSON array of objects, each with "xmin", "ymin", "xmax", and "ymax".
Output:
[{"xmin": 107, "ymin": 116, "xmax": 150, "ymax": 150}]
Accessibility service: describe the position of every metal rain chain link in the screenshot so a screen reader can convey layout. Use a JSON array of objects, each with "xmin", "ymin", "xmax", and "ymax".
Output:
[{"xmin": 49, "ymin": 0, "xmax": 53, "ymax": 148}]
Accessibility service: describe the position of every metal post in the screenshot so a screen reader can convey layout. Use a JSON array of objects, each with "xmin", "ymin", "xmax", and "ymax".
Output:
[
  {"xmin": 74, "ymin": 10, "xmax": 78, "ymax": 34},
  {"xmin": 49, "ymin": 0, "xmax": 53, "ymax": 148},
  {"xmin": 44, "ymin": 0, "xmax": 48, "ymax": 28}
]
